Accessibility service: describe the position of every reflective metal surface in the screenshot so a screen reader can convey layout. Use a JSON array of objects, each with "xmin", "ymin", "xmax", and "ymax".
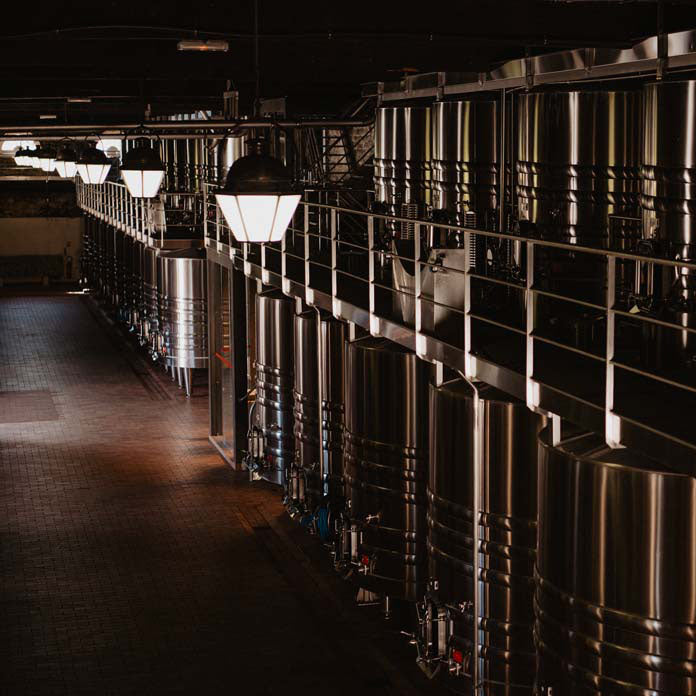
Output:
[
  {"xmin": 344, "ymin": 336, "xmax": 432, "ymax": 602},
  {"xmin": 142, "ymin": 245, "xmax": 159, "ymax": 349},
  {"xmin": 536, "ymin": 429, "xmax": 696, "ymax": 695},
  {"xmin": 642, "ymin": 81, "xmax": 696, "ymax": 367},
  {"xmin": 318, "ymin": 314, "xmax": 346, "ymax": 502},
  {"xmin": 374, "ymin": 106, "xmax": 431, "ymax": 222},
  {"xmin": 375, "ymin": 106, "xmax": 432, "ymax": 325},
  {"xmin": 428, "ymin": 379, "xmax": 545, "ymax": 692},
  {"xmin": 254, "ymin": 289, "xmax": 295, "ymax": 486},
  {"xmin": 113, "ymin": 228, "xmax": 125, "ymax": 309},
  {"xmin": 292, "ymin": 309, "xmax": 320, "ymax": 508},
  {"xmin": 131, "ymin": 239, "xmax": 144, "ymax": 329},
  {"xmin": 517, "ymin": 90, "xmax": 642, "ymax": 246},
  {"xmin": 121, "ymin": 234, "xmax": 135, "ymax": 324},
  {"xmin": 290, "ymin": 310, "xmax": 348, "ymax": 515},
  {"xmin": 158, "ymin": 248, "xmax": 208, "ymax": 371},
  {"xmin": 431, "ymin": 100, "xmax": 498, "ymax": 229}
]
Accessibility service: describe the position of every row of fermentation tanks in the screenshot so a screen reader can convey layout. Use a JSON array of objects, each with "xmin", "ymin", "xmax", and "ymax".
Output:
[
  {"xmin": 246, "ymin": 288, "xmax": 696, "ymax": 695},
  {"xmin": 244, "ymin": 78, "xmax": 696, "ymax": 695},
  {"xmin": 374, "ymin": 81, "xmax": 696, "ymax": 369},
  {"xmin": 80, "ymin": 217, "xmax": 208, "ymax": 396}
]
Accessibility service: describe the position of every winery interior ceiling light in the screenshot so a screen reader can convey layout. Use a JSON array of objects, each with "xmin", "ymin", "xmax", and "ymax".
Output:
[
  {"xmin": 215, "ymin": 139, "xmax": 301, "ymax": 243},
  {"xmin": 28, "ymin": 148, "xmax": 40, "ymax": 168},
  {"xmin": 54, "ymin": 144, "xmax": 78, "ymax": 178},
  {"xmin": 76, "ymin": 145, "xmax": 111, "ymax": 184},
  {"xmin": 120, "ymin": 139, "xmax": 165, "ymax": 198},
  {"xmin": 14, "ymin": 147, "xmax": 29, "ymax": 166},
  {"xmin": 38, "ymin": 146, "xmax": 57, "ymax": 172},
  {"xmin": 177, "ymin": 39, "xmax": 229, "ymax": 52}
]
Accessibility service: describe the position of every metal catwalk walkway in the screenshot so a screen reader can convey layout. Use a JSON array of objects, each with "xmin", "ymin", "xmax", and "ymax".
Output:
[{"xmin": 0, "ymin": 293, "xmax": 430, "ymax": 696}]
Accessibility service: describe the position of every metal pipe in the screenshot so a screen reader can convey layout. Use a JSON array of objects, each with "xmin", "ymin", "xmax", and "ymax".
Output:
[
  {"xmin": 498, "ymin": 88, "xmax": 506, "ymax": 234},
  {"xmin": 0, "ymin": 118, "xmax": 373, "ymax": 136}
]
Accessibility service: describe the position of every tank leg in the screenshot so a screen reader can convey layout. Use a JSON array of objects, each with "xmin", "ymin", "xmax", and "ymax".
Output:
[
  {"xmin": 176, "ymin": 367, "xmax": 183, "ymax": 388},
  {"xmin": 182, "ymin": 368, "xmax": 192, "ymax": 398}
]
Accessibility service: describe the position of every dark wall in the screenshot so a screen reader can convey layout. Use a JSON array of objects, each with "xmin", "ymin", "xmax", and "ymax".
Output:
[{"xmin": 0, "ymin": 181, "xmax": 80, "ymax": 218}]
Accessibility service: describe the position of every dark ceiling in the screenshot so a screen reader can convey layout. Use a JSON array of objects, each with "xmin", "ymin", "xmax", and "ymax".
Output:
[{"xmin": 1, "ymin": 0, "xmax": 695, "ymax": 124}]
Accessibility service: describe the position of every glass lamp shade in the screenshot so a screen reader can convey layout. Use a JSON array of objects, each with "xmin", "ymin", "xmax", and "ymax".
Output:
[
  {"xmin": 215, "ymin": 142, "xmax": 300, "ymax": 243},
  {"xmin": 76, "ymin": 146, "xmax": 111, "ymax": 185},
  {"xmin": 216, "ymin": 193, "xmax": 301, "ymax": 243},
  {"xmin": 54, "ymin": 145, "xmax": 78, "ymax": 178},
  {"xmin": 120, "ymin": 142, "xmax": 165, "ymax": 198},
  {"xmin": 39, "ymin": 151, "xmax": 56, "ymax": 172},
  {"xmin": 55, "ymin": 159, "xmax": 78, "ymax": 178},
  {"xmin": 16, "ymin": 148, "xmax": 32, "ymax": 166},
  {"xmin": 121, "ymin": 169, "xmax": 165, "ymax": 198}
]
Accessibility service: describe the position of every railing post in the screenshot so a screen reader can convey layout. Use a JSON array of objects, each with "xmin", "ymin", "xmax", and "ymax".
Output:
[
  {"xmin": 525, "ymin": 241, "xmax": 538, "ymax": 410},
  {"xmin": 330, "ymin": 207, "xmax": 338, "ymax": 308},
  {"xmin": 368, "ymin": 214, "xmax": 379, "ymax": 336},
  {"xmin": 414, "ymin": 222, "xmax": 423, "ymax": 356},
  {"xmin": 605, "ymin": 254, "xmax": 623, "ymax": 448},
  {"xmin": 464, "ymin": 228, "xmax": 475, "ymax": 378},
  {"xmin": 304, "ymin": 202, "xmax": 311, "ymax": 302}
]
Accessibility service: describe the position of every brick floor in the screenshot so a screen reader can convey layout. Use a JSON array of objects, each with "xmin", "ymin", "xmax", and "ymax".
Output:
[{"xmin": 0, "ymin": 294, "xmax": 432, "ymax": 696}]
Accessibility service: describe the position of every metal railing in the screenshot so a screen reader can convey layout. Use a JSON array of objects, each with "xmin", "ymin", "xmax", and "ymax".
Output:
[
  {"xmin": 76, "ymin": 178, "xmax": 204, "ymax": 246},
  {"xmin": 77, "ymin": 177, "xmax": 696, "ymax": 471}
]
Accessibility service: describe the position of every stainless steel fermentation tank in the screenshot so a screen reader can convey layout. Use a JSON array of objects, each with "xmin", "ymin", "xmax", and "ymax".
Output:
[
  {"xmin": 536, "ymin": 429, "xmax": 696, "ymax": 695},
  {"xmin": 431, "ymin": 100, "xmax": 498, "ymax": 232},
  {"xmin": 374, "ymin": 107, "xmax": 431, "ymax": 325},
  {"xmin": 344, "ymin": 337, "xmax": 431, "ymax": 603},
  {"xmin": 112, "ymin": 228, "xmax": 125, "ymax": 310},
  {"xmin": 291, "ymin": 309, "xmax": 319, "ymax": 509},
  {"xmin": 252, "ymin": 290, "xmax": 295, "ymax": 487},
  {"xmin": 157, "ymin": 248, "xmax": 208, "ymax": 396},
  {"xmin": 130, "ymin": 239, "xmax": 144, "ymax": 329},
  {"xmin": 516, "ymin": 90, "xmax": 642, "ymax": 246},
  {"xmin": 421, "ymin": 379, "xmax": 545, "ymax": 692},
  {"xmin": 378, "ymin": 101, "xmax": 498, "ymax": 334},
  {"xmin": 374, "ymin": 106, "xmax": 431, "ymax": 226},
  {"xmin": 641, "ymin": 80, "xmax": 696, "ymax": 369},
  {"xmin": 291, "ymin": 311, "xmax": 347, "ymax": 520},
  {"xmin": 142, "ymin": 245, "xmax": 159, "ymax": 350},
  {"xmin": 516, "ymin": 90, "xmax": 642, "ymax": 349}
]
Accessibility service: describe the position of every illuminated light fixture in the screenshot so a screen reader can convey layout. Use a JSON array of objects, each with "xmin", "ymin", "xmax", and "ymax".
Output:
[
  {"xmin": 39, "ymin": 114, "xmax": 57, "ymax": 120},
  {"xmin": 67, "ymin": 97, "xmax": 92, "ymax": 103},
  {"xmin": 38, "ymin": 146, "xmax": 56, "ymax": 172},
  {"xmin": 177, "ymin": 39, "xmax": 228, "ymax": 52},
  {"xmin": 120, "ymin": 139, "xmax": 165, "ymax": 198},
  {"xmin": 54, "ymin": 144, "xmax": 78, "ymax": 178},
  {"xmin": 215, "ymin": 139, "xmax": 301, "ymax": 244},
  {"xmin": 76, "ymin": 145, "xmax": 111, "ymax": 184},
  {"xmin": 14, "ymin": 147, "xmax": 29, "ymax": 166}
]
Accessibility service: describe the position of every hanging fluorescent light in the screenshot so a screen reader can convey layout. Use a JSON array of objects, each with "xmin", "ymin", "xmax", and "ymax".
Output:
[
  {"xmin": 54, "ymin": 144, "xmax": 78, "ymax": 178},
  {"xmin": 38, "ymin": 146, "xmax": 56, "ymax": 172},
  {"xmin": 215, "ymin": 140, "xmax": 301, "ymax": 244},
  {"xmin": 120, "ymin": 139, "xmax": 165, "ymax": 198},
  {"xmin": 177, "ymin": 39, "xmax": 228, "ymax": 52},
  {"xmin": 76, "ymin": 145, "xmax": 111, "ymax": 184}
]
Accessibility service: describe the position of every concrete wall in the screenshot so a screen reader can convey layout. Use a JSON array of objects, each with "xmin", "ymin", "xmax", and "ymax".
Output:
[{"xmin": 0, "ymin": 217, "xmax": 83, "ymax": 282}]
